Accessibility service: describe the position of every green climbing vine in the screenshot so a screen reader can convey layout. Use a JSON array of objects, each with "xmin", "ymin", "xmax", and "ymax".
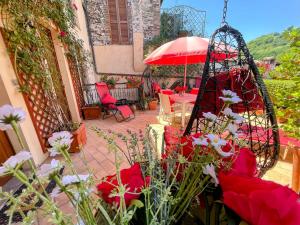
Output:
[{"xmin": 0, "ymin": 0, "xmax": 89, "ymax": 92}]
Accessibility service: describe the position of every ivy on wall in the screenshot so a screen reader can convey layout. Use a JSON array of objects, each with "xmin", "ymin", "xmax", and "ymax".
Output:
[{"xmin": 0, "ymin": 0, "xmax": 88, "ymax": 92}]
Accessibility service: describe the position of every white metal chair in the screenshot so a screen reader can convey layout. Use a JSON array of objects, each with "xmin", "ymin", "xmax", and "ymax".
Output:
[{"xmin": 158, "ymin": 93, "xmax": 191, "ymax": 125}]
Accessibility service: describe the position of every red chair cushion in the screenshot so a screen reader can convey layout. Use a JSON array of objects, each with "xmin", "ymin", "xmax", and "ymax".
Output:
[
  {"xmin": 102, "ymin": 94, "xmax": 117, "ymax": 104},
  {"xmin": 152, "ymin": 82, "xmax": 161, "ymax": 93},
  {"xmin": 190, "ymin": 88, "xmax": 199, "ymax": 95}
]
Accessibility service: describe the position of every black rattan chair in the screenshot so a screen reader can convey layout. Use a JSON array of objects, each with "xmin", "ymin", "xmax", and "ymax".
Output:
[{"xmin": 183, "ymin": 24, "xmax": 280, "ymax": 225}]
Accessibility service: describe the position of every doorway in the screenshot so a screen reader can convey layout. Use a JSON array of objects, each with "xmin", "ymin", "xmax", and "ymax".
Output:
[{"xmin": 0, "ymin": 131, "xmax": 15, "ymax": 186}]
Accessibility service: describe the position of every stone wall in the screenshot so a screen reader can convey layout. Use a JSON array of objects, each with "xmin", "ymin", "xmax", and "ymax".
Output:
[
  {"xmin": 140, "ymin": 0, "xmax": 161, "ymax": 40},
  {"xmin": 85, "ymin": 0, "xmax": 111, "ymax": 45},
  {"xmin": 86, "ymin": 0, "xmax": 160, "ymax": 45}
]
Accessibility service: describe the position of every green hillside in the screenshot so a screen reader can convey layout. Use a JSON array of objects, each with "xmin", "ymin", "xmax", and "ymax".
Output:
[{"xmin": 247, "ymin": 32, "xmax": 290, "ymax": 60}]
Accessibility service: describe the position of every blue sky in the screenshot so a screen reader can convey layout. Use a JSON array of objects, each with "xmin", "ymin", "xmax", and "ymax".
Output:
[{"xmin": 162, "ymin": 0, "xmax": 300, "ymax": 41}]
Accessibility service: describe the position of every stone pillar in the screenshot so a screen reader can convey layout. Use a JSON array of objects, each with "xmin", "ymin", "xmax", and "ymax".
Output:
[
  {"xmin": 51, "ymin": 30, "xmax": 82, "ymax": 124},
  {"xmin": 133, "ymin": 33, "xmax": 146, "ymax": 72},
  {"xmin": 131, "ymin": 0, "xmax": 146, "ymax": 72},
  {"xmin": 73, "ymin": 0, "xmax": 96, "ymax": 85}
]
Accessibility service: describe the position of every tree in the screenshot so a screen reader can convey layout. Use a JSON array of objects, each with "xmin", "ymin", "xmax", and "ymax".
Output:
[{"xmin": 269, "ymin": 27, "xmax": 300, "ymax": 138}]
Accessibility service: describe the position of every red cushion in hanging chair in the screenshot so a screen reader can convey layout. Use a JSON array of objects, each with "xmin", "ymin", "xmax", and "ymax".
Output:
[{"xmin": 197, "ymin": 69, "xmax": 264, "ymax": 118}]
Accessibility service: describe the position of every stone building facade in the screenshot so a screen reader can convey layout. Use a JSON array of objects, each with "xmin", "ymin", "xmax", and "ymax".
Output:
[{"xmin": 85, "ymin": 0, "xmax": 161, "ymax": 75}]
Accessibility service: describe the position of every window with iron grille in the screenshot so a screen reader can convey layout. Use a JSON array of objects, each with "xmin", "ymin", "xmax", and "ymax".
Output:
[{"xmin": 108, "ymin": 0, "xmax": 129, "ymax": 44}]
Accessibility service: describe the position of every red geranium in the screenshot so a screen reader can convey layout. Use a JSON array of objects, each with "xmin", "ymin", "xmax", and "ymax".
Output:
[
  {"xmin": 72, "ymin": 3, "xmax": 78, "ymax": 10},
  {"xmin": 59, "ymin": 31, "xmax": 67, "ymax": 37},
  {"xmin": 97, "ymin": 163, "xmax": 150, "ymax": 206}
]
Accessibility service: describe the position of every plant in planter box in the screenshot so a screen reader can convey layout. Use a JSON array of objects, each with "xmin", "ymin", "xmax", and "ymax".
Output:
[
  {"xmin": 101, "ymin": 75, "xmax": 119, "ymax": 89},
  {"xmin": 146, "ymin": 97, "xmax": 158, "ymax": 110},
  {"xmin": 82, "ymin": 103, "xmax": 102, "ymax": 120},
  {"xmin": 126, "ymin": 76, "xmax": 141, "ymax": 88}
]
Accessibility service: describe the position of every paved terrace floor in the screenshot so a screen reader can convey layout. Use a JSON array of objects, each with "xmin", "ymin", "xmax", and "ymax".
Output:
[{"xmin": 19, "ymin": 109, "xmax": 293, "ymax": 224}]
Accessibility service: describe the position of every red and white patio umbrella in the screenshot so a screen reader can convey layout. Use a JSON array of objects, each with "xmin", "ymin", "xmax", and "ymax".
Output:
[{"xmin": 144, "ymin": 36, "xmax": 236, "ymax": 88}]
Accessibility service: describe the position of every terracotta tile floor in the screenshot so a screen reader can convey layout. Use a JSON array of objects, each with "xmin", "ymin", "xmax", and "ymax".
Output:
[{"xmin": 32, "ymin": 109, "xmax": 292, "ymax": 224}]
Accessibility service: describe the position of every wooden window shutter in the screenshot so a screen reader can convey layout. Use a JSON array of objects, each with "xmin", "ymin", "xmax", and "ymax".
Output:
[{"xmin": 108, "ymin": 0, "xmax": 129, "ymax": 44}]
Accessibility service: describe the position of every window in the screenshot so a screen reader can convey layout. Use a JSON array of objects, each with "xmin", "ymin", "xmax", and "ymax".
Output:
[{"xmin": 107, "ymin": 0, "xmax": 129, "ymax": 44}]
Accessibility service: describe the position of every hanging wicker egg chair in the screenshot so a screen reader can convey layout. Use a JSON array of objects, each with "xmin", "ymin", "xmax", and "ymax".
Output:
[{"xmin": 184, "ymin": 24, "xmax": 280, "ymax": 177}]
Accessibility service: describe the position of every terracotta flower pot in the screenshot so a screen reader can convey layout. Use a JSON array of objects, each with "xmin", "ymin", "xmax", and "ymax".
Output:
[
  {"xmin": 69, "ymin": 123, "xmax": 87, "ymax": 153},
  {"xmin": 148, "ymin": 100, "xmax": 158, "ymax": 110},
  {"xmin": 82, "ymin": 106, "xmax": 101, "ymax": 120}
]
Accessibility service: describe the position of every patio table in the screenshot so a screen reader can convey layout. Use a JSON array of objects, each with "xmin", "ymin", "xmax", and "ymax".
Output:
[{"xmin": 170, "ymin": 93, "xmax": 196, "ymax": 127}]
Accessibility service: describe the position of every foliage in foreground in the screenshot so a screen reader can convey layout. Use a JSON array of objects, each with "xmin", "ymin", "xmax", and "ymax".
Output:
[{"xmin": 0, "ymin": 90, "xmax": 245, "ymax": 225}]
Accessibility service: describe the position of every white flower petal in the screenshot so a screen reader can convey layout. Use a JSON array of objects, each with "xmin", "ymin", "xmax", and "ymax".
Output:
[
  {"xmin": 48, "ymin": 131, "xmax": 73, "ymax": 148},
  {"xmin": 37, "ymin": 159, "xmax": 61, "ymax": 178},
  {"xmin": 215, "ymin": 147, "xmax": 233, "ymax": 158},
  {"xmin": 62, "ymin": 174, "xmax": 89, "ymax": 186},
  {"xmin": 203, "ymin": 164, "xmax": 219, "ymax": 186},
  {"xmin": 0, "ymin": 105, "xmax": 26, "ymax": 129},
  {"xmin": 3, "ymin": 150, "xmax": 31, "ymax": 169},
  {"xmin": 48, "ymin": 147, "xmax": 60, "ymax": 157},
  {"xmin": 223, "ymin": 108, "xmax": 245, "ymax": 124},
  {"xmin": 0, "ymin": 166, "xmax": 8, "ymax": 176},
  {"xmin": 222, "ymin": 90, "xmax": 238, "ymax": 98},
  {"xmin": 192, "ymin": 136, "xmax": 209, "ymax": 146},
  {"xmin": 203, "ymin": 112, "xmax": 217, "ymax": 121}
]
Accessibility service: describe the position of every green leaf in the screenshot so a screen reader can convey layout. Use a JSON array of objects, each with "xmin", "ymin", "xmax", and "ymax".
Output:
[{"xmin": 129, "ymin": 199, "xmax": 144, "ymax": 208}]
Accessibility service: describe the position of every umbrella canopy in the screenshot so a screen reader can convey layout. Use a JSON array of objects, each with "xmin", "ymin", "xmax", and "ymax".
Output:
[
  {"xmin": 144, "ymin": 36, "xmax": 235, "ymax": 65},
  {"xmin": 144, "ymin": 36, "xmax": 236, "ymax": 88}
]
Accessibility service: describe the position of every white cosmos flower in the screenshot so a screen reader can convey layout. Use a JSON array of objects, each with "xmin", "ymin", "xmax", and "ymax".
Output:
[
  {"xmin": 0, "ymin": 166, "xmax": 7, "ymax": 176},
  {"xmin": 226, "ymin": 123, "xmax": 239, "ymax": 138},
  {"xmin": 219, "ymin": 90, "xmax": 242, "ymax": 104},
  {"xmin": 206, "ymin": 134, "xmax": 233, "ymax": 157},
  {"xmin": 0, "ymin": 104, "xmax": 26, "ymax": 130},
  {"xmin": 192, "ymin": 136, "xmax": 208, "ymax": 146},
  {"xmin": 0, "ymin": 151, "xmax": 31, "ymax": 175},
  {"xmin": 48, "ymin": 147, "xmax": 61, "ymax": 157},
  {"xmin": 50, "ymin": 187, "xmax": 61, "ymax": 198},
  {"xmin": 62, "ymin": 174, "xmax": 89, "ymax": 186},
  {"xmin": 48, "ymin": 131, "xmax": 73, "ymax": 147},
  {"xmin": 203, "ymin": 112, "xmax": 217, "ymax": 122},
  {"xmin": 223, "ymin": 108, "xmax": 245, "ymax": 124},
  {"xmin": 3, "ymin": 151, "xmax": 31, "ymax": 169},
  {"xmin": 203, "ymin": 164, "xmax": 219, "ymax": 186},
  {"xmin": 222, "ymin": 90, "xmax": 238, "ymax": 98},
  {"xmin": 37, "ymin": 159, "xmax": 61, "ymax": 178}
]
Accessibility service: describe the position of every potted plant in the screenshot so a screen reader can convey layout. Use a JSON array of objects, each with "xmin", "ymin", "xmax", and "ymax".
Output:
[
  {"xmin": 106, "ymin": 78, "xmax": 116, "ymax": 89},
  {"xmin": 147, "ymin": 97, "xmax": 158, "ymax": 110},
  {"xmin": 126, "ymin": 76, "xmax": 141, "ymax": 88},
  {"xmin": 81, "ymin": 103, "xmax": 102, "ymax": 120}
]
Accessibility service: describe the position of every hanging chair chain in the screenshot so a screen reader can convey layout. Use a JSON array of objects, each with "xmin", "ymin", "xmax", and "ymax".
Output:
[{"xmin": 221, "ymin": 0, "xmax": 229, "ymax": 25}]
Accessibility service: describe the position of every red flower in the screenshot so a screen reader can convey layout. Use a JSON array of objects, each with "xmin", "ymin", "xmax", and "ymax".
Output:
[
  {"xmin": 219, "ymin": 172, "xmax": 300, "ymax": 225},
  {"xmin": 72, "ymin": 3, "xmax": 78, "ymax": 10},
  {"xmin": 97, "ymin": 163, "xmax": 150, "ymax": 206},
  {"xmin": 59, "ymin": 31, "xmax": 67, "ymax": 37}
]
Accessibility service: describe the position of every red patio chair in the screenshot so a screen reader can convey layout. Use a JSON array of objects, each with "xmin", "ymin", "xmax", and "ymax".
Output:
[{"xmin": 95, "ymin": 82, "xmax": 135, "ymax": 122}]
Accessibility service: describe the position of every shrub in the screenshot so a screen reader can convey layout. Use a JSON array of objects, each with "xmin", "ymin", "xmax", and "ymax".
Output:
[{"xmin": 264, "ymin": 79, "xmax": 300, "ymax": 138}]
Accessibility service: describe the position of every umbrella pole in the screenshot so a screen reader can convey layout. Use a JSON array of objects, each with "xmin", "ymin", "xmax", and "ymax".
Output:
[{"xmin": 184, "ymin": 63, "xmax": 187, "ymax": 91}]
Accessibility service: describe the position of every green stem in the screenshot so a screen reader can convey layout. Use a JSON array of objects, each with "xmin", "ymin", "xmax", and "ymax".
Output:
[{"xmin": 11, "ymin": 120, "xmax": 25, "ymax": 149}]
